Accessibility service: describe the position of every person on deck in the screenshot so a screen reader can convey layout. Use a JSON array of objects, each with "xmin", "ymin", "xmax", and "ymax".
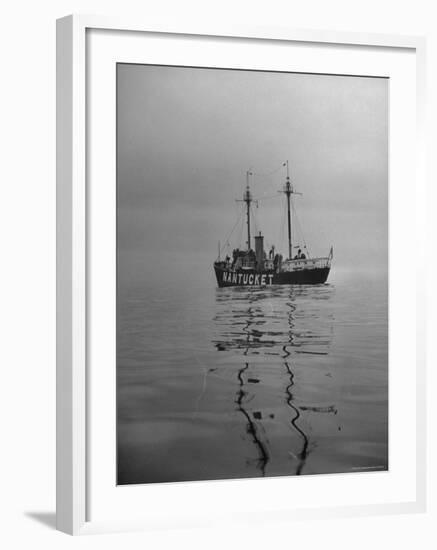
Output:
[{"xmin": 294, "ymin": 248, "xmax": 306, "ymax": 260}]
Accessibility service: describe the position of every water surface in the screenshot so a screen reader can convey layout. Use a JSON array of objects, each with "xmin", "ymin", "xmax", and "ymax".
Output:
[{"xmin": 117, "ymin": 270, "xmax": 388, "ymax": 484}]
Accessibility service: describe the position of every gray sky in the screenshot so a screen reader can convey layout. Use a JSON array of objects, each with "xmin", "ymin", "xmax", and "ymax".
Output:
[{"xmin": 117, "ymin": 64, "xmax": 388, "ymax": 287}]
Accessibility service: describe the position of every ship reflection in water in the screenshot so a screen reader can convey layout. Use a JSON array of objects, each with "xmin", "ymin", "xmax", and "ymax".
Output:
[
  {"xmin": 117, "ymin": 277, "xmax": 388, "ymax": 485},
  {"xmin": 213, "ymin": 285, "xmax": 334, "ymax": 477}
]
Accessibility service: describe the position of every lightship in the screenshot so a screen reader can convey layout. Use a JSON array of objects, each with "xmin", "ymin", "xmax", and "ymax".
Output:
[{"xmin": 213, "ymin": 161, "xmax": 333, "ymax": 287}]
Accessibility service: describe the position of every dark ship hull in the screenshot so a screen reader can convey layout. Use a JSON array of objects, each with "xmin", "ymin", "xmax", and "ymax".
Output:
[{"xmin": 214, "ymin": 263, "xmax": 330, "ymax": 288}]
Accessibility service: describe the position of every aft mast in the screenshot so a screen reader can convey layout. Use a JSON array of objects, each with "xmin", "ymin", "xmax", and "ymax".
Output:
[
  {"xmin": 282, "ymin": 160, "xmax": 301, "ymax": 260},
  {"xmin": 284, "ymin": 161, "xmax": 292, "ymax": 259},
  {"xmin": 237, "ymin": 170, "xmax": 253, "ymax": 250}
]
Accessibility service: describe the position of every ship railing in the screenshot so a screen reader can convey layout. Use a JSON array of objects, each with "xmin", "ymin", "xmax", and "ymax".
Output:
[{"xmin": 282, "ymin": 256, "xmax": 331, "ymax": 271}]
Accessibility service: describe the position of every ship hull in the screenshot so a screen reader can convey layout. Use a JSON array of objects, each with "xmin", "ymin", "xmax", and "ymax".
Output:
[{"xmin": 214, "ymin": 264, "xmax": 330, "ymax": 288}]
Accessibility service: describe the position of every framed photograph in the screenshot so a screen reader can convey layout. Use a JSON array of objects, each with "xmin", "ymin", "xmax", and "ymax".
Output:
[{"xmin": 56, "ymin": 15, "xmax": 427, "ymax": 535}]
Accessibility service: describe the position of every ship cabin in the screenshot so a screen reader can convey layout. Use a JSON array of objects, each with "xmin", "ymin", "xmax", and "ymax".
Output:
[{"xmin": 216, "ymin": 231, "xmax": 331, "ymax": 274}]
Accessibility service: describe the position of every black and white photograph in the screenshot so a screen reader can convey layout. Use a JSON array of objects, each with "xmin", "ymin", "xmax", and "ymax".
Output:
[
  {"xmin": 116, "ymin": 63, "xmax": 388, "ymax": 485},
  {"xmin": 1, "ymin": 0, "xmax": 434, "ymax": 544}
]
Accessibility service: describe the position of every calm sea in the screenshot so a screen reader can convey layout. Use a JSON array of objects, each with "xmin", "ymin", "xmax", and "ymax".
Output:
[{"xmin": 117, "ymin": 268, "xmax": 388, "ymax": 484}]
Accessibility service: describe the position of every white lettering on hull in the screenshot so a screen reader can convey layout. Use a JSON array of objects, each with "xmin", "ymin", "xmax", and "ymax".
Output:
[{"xmin": 221, "ymin": 270, "xmax": 274, "ymax": 286}]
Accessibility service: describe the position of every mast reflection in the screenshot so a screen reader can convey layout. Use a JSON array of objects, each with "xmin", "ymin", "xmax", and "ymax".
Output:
[{"xmin": 213, "ymin": 284, "xmax": 334, "ymax": 477}]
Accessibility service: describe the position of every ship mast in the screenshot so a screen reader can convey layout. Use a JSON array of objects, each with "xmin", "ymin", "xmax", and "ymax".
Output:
[
  {"xmin": 282, "ymin": 161, "xmax": 301, "ymax": 260},
  {"xmin": 237, "ymin": 171, "xmax": 253, "ymax": 250},
  {"xmin": 285, "ymin": 161, "xmax": 292, "ymax": 259}
]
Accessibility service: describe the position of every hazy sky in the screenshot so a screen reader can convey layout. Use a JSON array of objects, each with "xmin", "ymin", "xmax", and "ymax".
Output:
[{"xmin": 117, "ymin": 64, "xmax": 388, "ymax": 287}]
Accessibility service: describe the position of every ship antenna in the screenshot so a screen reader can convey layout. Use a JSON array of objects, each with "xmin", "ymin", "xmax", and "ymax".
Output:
[
  {"xmin": 282, "ymin": 160, "xmax": 302, "ymax": 260},
  {"xmin": 236, "ymin": 170, "xmax": 253, "ymax": 250}
]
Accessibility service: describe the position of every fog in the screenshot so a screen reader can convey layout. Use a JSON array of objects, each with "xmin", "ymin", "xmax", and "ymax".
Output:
[{"xmin": 117, "ymin": 64, "xmax": 388, "ymax": 287}]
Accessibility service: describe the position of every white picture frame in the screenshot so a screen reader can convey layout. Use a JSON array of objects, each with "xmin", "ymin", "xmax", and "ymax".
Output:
[{"xmin": 56, "ymin": 14, "xmax": 427, "ymax": 535}]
